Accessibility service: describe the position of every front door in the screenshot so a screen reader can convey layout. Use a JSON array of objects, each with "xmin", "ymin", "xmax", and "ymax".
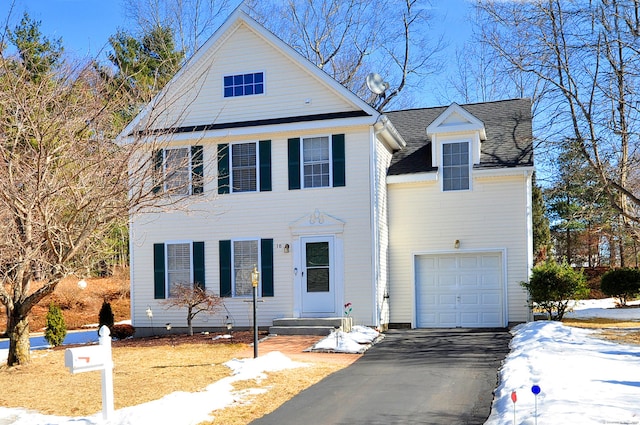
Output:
[{"xmin": 301, "ymin": 236, "xmax": 335, "ymax": 315}]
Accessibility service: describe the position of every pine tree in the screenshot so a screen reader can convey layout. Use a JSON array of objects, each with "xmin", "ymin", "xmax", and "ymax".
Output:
[{"xmin": 44, "ymin": 304, "xmax": 67, "ymax": 347}]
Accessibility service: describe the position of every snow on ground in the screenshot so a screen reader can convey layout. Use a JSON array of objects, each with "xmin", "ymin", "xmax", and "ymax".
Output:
[
  {"xmin": 2, "ymin": 305, "xmax": 640, "ymax": 424},
  {"xmin": 310, "ymin": 325, "xmax": 383, "ymax": 353},
  {"xmin": 485, "ymin": 298, "xmax": 640, "ymax": 425},
  {"xmin": 0, "ymin": 351, "xmax": 308, "ymax": 425}
]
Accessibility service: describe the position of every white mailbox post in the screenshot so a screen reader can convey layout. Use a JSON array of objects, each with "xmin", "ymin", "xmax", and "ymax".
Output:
[{"xmin": 64, "ymin": 325, "xmax": 114, "ymax": 420}]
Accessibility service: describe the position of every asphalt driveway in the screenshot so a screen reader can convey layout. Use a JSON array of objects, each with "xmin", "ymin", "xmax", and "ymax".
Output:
[{"xmin": 250, "ymin": 328, "xmax": 511, "ymax": 425}]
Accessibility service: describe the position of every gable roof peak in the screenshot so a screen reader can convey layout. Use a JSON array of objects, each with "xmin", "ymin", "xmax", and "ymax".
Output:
[{"xmin": 426, "ymin": 103, "xmax": 486, "ymax": 140}]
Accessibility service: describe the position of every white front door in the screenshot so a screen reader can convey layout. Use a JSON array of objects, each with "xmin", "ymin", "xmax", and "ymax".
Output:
[{"xmin": 301, "ymin": 236, "xmax": 336, "ymax": 315}]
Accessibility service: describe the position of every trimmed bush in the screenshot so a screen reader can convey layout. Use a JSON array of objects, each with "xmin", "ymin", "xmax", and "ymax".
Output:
[
  {"xmin": 521, "ymin": 260, "xmax": 589, "ymax": 320},
  {"xmin": 98, "ymin": 301, "xmax": 115, "ymax": 333},
  {"xmin": 111, "ymin": 324, "xmax": 135, "ymax": 340},
  {"xmin": 600, "ymin": 268, "xmax": 640, "ymax": 306},
  {"xmin": 44, "ymin": 303, "xmax": 67, "ymax": 347}
]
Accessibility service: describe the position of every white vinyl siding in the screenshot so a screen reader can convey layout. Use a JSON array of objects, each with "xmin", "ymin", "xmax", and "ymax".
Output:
[
  {"xmin": 140, "ymin": 24, "xmax": 360, "ymax": 130},
  {"xmin": 130, "ymin": 127, "xmax": 376, "ymax": 329},
  {"xmin": 388, "ymin": 173, "xmax": 531, "ymax": 326}
]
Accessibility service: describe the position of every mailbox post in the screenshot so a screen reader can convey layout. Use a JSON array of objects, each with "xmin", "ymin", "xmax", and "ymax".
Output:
[{"xmin": 65, "ymin": 325, "xmax": 114, "ymax": 420}]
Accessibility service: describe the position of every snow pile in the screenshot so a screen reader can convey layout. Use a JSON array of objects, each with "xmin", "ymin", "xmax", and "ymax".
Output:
[
  {"xmin": 485, "ymin": 320, "xmax": 640, "ymax": 425},
  {"xmin": 311, "ymin": 325, "xmax": 382, "ymax": 353}
]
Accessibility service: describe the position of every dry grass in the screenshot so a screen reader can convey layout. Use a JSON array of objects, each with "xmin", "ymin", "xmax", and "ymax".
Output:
[
  {"xmin": 207, "ymin": 362, "xmax": 345, "ymax": 424},
  {"xmin": 0, "ymin": 274, "xmax": 357, "ymax": 423},
  {"xmin": 0, "ymin": 343, "xmax": 244, "ymax": 416},
  {"xmin": 563, "ymin": 317, "xmax": 640, "ymax": 346}
]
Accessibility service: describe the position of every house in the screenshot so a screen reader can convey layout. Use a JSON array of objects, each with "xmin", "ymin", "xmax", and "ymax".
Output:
[{"xmin": 120, "ymin": 7, "xmax": 534, "ymax": 335}]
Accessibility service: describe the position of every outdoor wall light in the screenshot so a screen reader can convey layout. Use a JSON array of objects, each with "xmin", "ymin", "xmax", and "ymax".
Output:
[
  {"xmin": 284, "ymin": 244, "xmax": 290, "ymax": 253},
  {"xmin": 454, "ymin": 239, "xmax": 460, "ymax": 249}
]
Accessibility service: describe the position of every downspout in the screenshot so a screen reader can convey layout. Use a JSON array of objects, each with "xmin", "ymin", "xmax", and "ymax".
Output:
[{"xmin": 371, "ymin": 114, "xmax": 404, "ymax": 329}]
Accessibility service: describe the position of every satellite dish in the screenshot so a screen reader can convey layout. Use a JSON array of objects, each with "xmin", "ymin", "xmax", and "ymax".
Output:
[{"xmin": 366, "ymin": 72, "xmax": 389, "ymax": 95}]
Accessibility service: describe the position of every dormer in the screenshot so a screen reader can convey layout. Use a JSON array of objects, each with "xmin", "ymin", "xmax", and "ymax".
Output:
[{"xmin": 427, "ymin": 103, "xmax": 486, "ymax": 191}]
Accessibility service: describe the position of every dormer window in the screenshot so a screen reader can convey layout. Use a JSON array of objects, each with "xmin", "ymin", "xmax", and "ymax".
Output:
[
  {"xmin": 442, "ymin": 141, "xmax": 470, "ymax": 191},
  {"xmin": 426, "ymin": 103, "xmax": 486, "ymax": 192},
  {"xmin": 223, "ymin": 72, "xmax": 264, "ymax": 97}
]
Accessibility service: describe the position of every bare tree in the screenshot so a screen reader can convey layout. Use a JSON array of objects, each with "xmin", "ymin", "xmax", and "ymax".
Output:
[
  {"xmin": 123, "ymin": 0, "xmax": 232, "ymax": 59},
  {"xmin": 248, "ymin": 0, "xmax": 445, "ymax": 111},
  {"xmin": 0, "ymin": 18, "xmax": 215, "ymax": 365},
  {"xmin": 161, "ymin": 283, "xmax": 223, "ymax": 336},
  {"xmin": 477, "ymin": 0, "xmax": 640, "ymax": 227}
]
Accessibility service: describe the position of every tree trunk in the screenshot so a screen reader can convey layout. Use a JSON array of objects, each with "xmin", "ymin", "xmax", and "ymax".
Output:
[
  {"xmin": 7, "ymin": 309, "xmax": 31, "ymax": 366},
  {"xmin": 187, "ymin": 307, "xmax": 193, "ymax": 336}
]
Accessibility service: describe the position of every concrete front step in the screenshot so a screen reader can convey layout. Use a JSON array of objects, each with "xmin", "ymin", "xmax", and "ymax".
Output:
[{"xmin": 269, "ymin": 317, "xmax": 352, "ymax": 336}]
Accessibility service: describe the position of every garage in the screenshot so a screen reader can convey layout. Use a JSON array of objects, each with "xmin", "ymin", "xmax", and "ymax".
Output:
[{"xmin": 415, "ymin": 252, "xmax": 504, "ymax": 328}]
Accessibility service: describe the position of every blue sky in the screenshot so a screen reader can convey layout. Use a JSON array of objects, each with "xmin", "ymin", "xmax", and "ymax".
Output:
[{"xmin": 0, "ymin": 0, "xmax": 474, "ymax": 106}]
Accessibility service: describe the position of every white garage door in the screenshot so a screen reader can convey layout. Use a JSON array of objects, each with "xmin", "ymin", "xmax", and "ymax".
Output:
[{"xmin": 415, "ymin": 253, "xmax": 504, "ymax": 328}]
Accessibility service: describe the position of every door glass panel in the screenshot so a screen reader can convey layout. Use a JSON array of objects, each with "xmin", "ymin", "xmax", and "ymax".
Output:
[
  {"xmin": 306, "ymin": 242, "xmax": 329, "ymax": 293},
  {"xmin": 307, "ymin": 268, "xmax": 329, "ymax": 292}
]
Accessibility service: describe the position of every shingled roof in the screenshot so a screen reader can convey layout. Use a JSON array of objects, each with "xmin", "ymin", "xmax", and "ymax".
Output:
[{"xmin": 385, "ymin": 98, "xmax": 534, "ymax": 176}]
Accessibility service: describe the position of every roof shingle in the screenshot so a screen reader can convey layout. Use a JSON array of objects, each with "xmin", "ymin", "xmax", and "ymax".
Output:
[{"xmin": 386, "ymin": 98, "xmax": 534, "ymax": 176}]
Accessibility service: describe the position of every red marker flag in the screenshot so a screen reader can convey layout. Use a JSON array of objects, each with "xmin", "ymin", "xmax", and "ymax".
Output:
[{"xmin": 511, "ymin": 391, "xmax": 517, "ymax": 403}]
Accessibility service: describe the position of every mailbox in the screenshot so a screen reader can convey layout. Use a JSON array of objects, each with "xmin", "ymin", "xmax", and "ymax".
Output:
[{"xmin": 65, "ymin": 345, "xmax": 110, "ymax": 374}]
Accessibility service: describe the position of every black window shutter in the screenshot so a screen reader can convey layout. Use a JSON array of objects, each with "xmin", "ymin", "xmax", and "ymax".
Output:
[
  {"xmin": 332, "ymin": 134, "xmax": 346, "ymax": 187},
  {"xmin": 191, "ymin": 146, "xmax": 204, "ymax": 195},
  {"xmin": 261, "ymin": 239, "xmax": 274, "ymax": 297},
  {"xmin": 288, "ymin": 138, "xmax": 301, "ymax": 190},
  {"xmin": 193, "ymin": 241, "xmax": 205, "ymax": 289},
  {"xmin": 153, "ymin": 243, "xmax": 166, "ymax": 299},
  {"xmin": 259, "ymin": 140, "xmax": 272, "ymax": 192},
  {"xmin": 152, "ymin": 150, "xmax": 163, "ymax": 194},
  {"xmin": 217, "ymin": 144, "xmax": 230, "ymax": 194},
  {"xmin": 219, "ymin": 240, "xmax": 232, "ymax": 297}
]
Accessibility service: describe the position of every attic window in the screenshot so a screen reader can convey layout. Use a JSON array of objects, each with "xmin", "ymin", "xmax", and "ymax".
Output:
[{"xmin": 224, "ymin": 72, "xmax": 264, "ymax": 97}]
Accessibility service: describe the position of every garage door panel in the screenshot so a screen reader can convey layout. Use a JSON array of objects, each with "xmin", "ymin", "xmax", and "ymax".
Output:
[{"xmin": 415, "ymin": 253, "xmax": 504, "ymax": 328}]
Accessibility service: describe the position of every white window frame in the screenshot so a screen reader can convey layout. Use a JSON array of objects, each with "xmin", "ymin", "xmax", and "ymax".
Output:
[
  {"xmin": 230, "ymin": 141, "xmax": 259, "ymax": 193},
  {"xmin": 231, "ymin": 238, "xmax": 261, "ymax": 298},
  {"xmin": 163, "ymin": 147, "xmax": 192, "ymax": 195},
  {"xmin": 441, "ymin": 141, "xmax": 471, "ymax": 192},
  {"xmin": 165, "ymin": 241, "xmax": 193, "ymax": 298},
  {"xmin": 301, "ymin": 135, "xmax": 332, "ymax": 189}
]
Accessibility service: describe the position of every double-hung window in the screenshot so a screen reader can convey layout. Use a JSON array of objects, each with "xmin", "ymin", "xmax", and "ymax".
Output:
[
  {"xmin": 232, "ymin": 239, "xmax": 259, "ymax": 297},
  {"xmin": 166, "ymin": 242, "xmax": 192, "ymax": 297},
  {"xmin": 231, "ymin": 143, "xmax": 257, "ymax": 192},
  {"xmin": 303, "ymin": 136, "xmax": 330, "ymax": 188},
  {"xmin": 442, "ymin": 142, "xmax": 470, "ymax": 191},
  {"xmin": 219, "ymin": 239, "xmax": 274, "ymax": 298},
  {"xmin": 153, "ymin": 146, "xmax": 204, "ymax": 195},
  {"xmin": 287, "ymin": 134, "xmax": 345, "ymax": 190},
  {"xmin": 153, "ymin": 241, "xmax": 205, "ymax": 299},
  {"xmin": 217, "ymin": 141, "xmax": 271, "ymax": 194},
  {"xmin": 164, "ymin": 148, "xmax": 190, "ymax": 194}
]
